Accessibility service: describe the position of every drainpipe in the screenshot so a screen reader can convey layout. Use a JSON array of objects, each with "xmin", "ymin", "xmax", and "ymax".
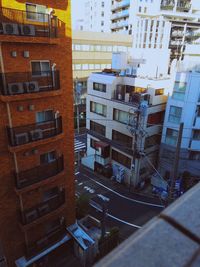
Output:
[{"xmin": 51, "ymin": 63, "xmax": 56, "ymax": 88}]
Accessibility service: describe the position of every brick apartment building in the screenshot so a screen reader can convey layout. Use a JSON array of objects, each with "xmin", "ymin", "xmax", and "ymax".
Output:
[{"xmin": 0, "ymin": 1, "xmax": 75, "ymax": 266}]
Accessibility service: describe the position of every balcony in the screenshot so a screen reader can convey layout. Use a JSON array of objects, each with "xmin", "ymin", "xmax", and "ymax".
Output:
[
  {"xmin": 111, "ymin": 10, "xmax": 129, "ymax": 20},
  {"xmin": 26, "ymin": 220, "xmax": 66, "ymax": 259},
  {"xmin": 0, "ymin": 7, "xmax": 57, "ymax": 38},
  {"xmin": 0, "ymin": 71, "xmax": 60, "ymax": 96},
  {"xmin": 111, "ymin": 20, "xmax": 128, "ymax": 30},
  {"xmin": 111, "ymin": 0, "xmax": 130, "ymax": 11},
  {"xmin": 21, "ymin": 190, "xmax": 65, "ymax": 225},
  {"xmin": 15, "ymin": 156, "xmax": 64, "ymax": 190},
  {"xmin": 7, "ymin": 116, "xmax": 62, "ymax": 147}
]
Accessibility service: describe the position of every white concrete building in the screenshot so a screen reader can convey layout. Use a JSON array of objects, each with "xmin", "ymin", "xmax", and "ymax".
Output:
[
  {"xmin": 111, "ymin": 0, "xmax": 200, "ymax": 60},
  {"xmin": 82, "ymin": 41, "xmax": 173, "ymax": 186},
  {"xmin": 159, "ymin": 45, "xmax": 200, "ymax": 178},
  {"xmin": 84, "ymin": 0, "xmax": 111, "ymax": 32}
]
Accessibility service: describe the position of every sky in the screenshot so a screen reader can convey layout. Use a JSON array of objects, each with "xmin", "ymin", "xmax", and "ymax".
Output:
[{"xmin": 71, "ymin": 0, "xmax": 85, "ymax": 26}]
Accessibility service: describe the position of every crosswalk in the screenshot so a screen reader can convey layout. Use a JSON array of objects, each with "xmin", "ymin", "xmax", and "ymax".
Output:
[{"xmin": 74, "ymin": 138, "xmax": 86, "ymax": 153}]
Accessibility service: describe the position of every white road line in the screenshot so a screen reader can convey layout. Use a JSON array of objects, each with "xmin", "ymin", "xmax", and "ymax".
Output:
[
  {"xmin": 75, "ymin": 172, "xmax": 80, "ymax": 176},
  {"xmin": 83, "ymin": 174, "xmax": 164, "ymax": 208},
  {"xmin": 90, "ymin": 201, "xmax": 141, "ymax": 229}
]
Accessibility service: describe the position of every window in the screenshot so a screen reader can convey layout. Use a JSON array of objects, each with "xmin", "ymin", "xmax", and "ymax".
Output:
[
  {"xmin": 31, "ymin": 61, "xmax": 50, "ymax": 76},
  {"xmin": 147, "ymin": 111, "xmax": 164, "ymax": 127},
  {"xmin": 196, "ymin": 106, "xmax": 200, "ymax": 117},
  {"xmin": 173, "ymin": 82, "xmax": 186, "ymax": 101},
  {"xmin": 101, "ymin": 1, "xmax": 104, "ymax": 7},
  {"xmin": 40, "ymin": 151, "xmax": 56, "ymax": 164},
  {"xmin": 155, "ymin": 88, "xmax": 164, "ymax": 96},
  {"xmin": 36, "ymin": 110, "xmax": 54, "ymax": 123},
  {"xmin": 26, "ymin": 3, "xmax": 47, "ymax": 22},
  {"xmin": 90, "ymin": 138, "xmax": 98, "ymax": 150},
  {"xmin": 193, "ymin": 130, "xmax": 200, "ymax": 140},
  {"xmin": 168, "ymin": 106, "xmax": 182, "ymax": 124},
  {"xmin": 90, "ymin": 121, "xmax": 106, "ymax": 136},
  {"xmin": 165, "ymin": 128, "xmax": 178, "ymax": 146},
  {"xmin": 93, "ymin": 82, "xmax": 106, "ymax": 92},
  {"xmin": 101, "ymin": 11, "xmax": 104, "ymax": 17},
  {"xmin": 112, "ymin": 130, "xmax": 132, "ymax": 147},
  {"xmin": 139, "ymin": 6, "xmax": 142, "ymax": 12},
  {"xmin": 113, "ymin": 109, "xmax": 129, "ymax": 125},
  {"xmin": 190, "ymin": 151, "xmax": 200, "ymax": 161},
  {"xmin": 111, "ymin": 149, "xmax": 131, "ymax": 169},
  {"xmin": 145, "ymin": 134, "xmax": 161, "ymax": 148},
  {"xmin": 101, "ymin": 21, "xmax": 104, "ymax": 26},
  {"xmin": 90, "ymin": 101, "xmax": 107, "ymax": 116}
]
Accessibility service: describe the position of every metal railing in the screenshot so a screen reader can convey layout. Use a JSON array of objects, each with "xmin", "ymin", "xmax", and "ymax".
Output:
[
  {"xmin": 21, "ymin": 190, "xmax": 65, "ymax": 225},
  {"xmin": 0, "ymin": 7, "xmax": 58, "ymax": 38},
  {"xmin": 7, "ymin": 116, "xmax": 62, "ymax": 147},
  {"xmin": 0, "ymin": 71, "xmax": 60, "ymax": 96},
  {"xmin": 26, "ymin": 220, "xmax": 66, "ymax": 259},
  {"xmin": 15, "ymin": 155, "xmax": 64, "ymax": 189}
]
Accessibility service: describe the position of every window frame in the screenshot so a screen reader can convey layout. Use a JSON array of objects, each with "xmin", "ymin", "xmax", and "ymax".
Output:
[{"xmin": 31, "ymin": 60, "xmax": 51, "ymax": 77}]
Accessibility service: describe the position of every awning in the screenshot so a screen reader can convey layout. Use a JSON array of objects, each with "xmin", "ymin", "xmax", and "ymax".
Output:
[
  {"xmin": 95, "ymin": 141, "xmax": 109, "ymax": 149},
  {"xmin": 67, "ymin": 223, "xmax": 95, "ymax": 251}
]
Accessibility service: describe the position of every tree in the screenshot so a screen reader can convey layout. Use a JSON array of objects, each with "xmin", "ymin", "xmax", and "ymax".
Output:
[{"xmin": 76, "ymin": 194, "xmax": 90, "ymax": 219}]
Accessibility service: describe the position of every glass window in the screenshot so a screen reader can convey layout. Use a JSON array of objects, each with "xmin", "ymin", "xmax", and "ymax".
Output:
[
  {"xmin": 75, "ymin": 64, "xmax": 81, "ymax": 70},
  {"xmin": 111, "ymin": 149, "xmax": 131, "ymax": 169},
  {"xmin": 113, "ymin": 109, "xmax": 129, "ymax": 125},
  {"xmin": 165, "ymin": 128, "xmax": 178, "ymax": 146},
  {"xmin": 40, "ymin": 151, "xmax": 56, "ymax": 164},
  {"xmin": 36, "ymin": 110, "xmax": 54, "ymax": 123},
  {"xmin": 31, "ymin": 61, "xmax": 50, "ymax": 76},
  {"xmin": 26, "ymin": 3, "xmax": 47, "ymax": 22},
  {"xmin": 90, "ymin": 101, "xmax": 107, "ymax": 116},
  {"xmin": 168, "ymin": 106, "xmax": 182, "ymax": 124},
  {"xmin": 93, "ymin": 82, "xmax": 106, "ymax": 92},
  {"xmin": 89, "ymin": 64, "xmax": 94, "ymax": 70},
  {"xmin": 95, "ymin": 64, "xmax": 101, "ymax": 69},
  {"xmin": 82, "ymin": 64, "xmax": 89, "ymax": 70},
  {"xmin": 112, "ymin": 130, "xmax": 132, "ymax": 147},
  {"xmin": 90, "ymin": 138, "xmax": 98, "ymax": 150},
  {"xmin": 193, "ymin": 130, "xmax": 200, "ymax": 140},
  {"xmin": 155, "ymin": 88, "xmax": 164, "ymax": 96},
  {"xmin": 75, "ymin": 44, "xmax": 81, "ymax": 50},
  {"xmin": 90, "ymin": 121, "xmax": 106, "ymax": 136}
]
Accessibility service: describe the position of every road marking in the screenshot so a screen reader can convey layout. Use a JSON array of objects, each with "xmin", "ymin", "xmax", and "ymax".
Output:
[
  {"xmin": 78, "ymin": 182, "xmax": 83, "ymax": 186},
  {"xmin": 90, "ymin": 201, "xmax": 141, "ymax": 229},
  {"xmin": 83, "ymin": 174, "xmax": 164, "ymax": 208},
  {"xmin": 75, "ymin": 172, "xmax": 80, "ymax": 176},
  {"xmin": 97, "ymin": 194, "xmax": 110, "ymax": 202}
]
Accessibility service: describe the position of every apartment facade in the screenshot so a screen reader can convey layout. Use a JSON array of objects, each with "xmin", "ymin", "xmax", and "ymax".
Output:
[
  {"xmin": 0, "ymin": 1, "xmax": 75, "ymax": 266},
  {"xmin": 159, "ymin": 59, "xmax": 200, "ymax": 178},
  {"xmin": 82, "ymin": 48, "xmax": 172, "ymax": 186},
  {"xmin": 111, "ymin": 0, "xmax": 200, "ymax": 60},
  {"xmin": 84, "ymin": 0, "xmax": 111, "ymax": 32}
]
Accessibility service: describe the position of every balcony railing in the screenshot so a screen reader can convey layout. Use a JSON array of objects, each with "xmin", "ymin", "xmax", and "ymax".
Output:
[
  {"xmin": 113, "ymin": 90, "xmax": 150, "ymax": 106},
  {"xmin": 0, "ymin": 7, "xmax": 58, "ymax": 38},
  {"xmin": 111, "ymin": 0, "xmax": 130, "ymax": 11},
  {"xmin": 21, "ymin": 190, "xmax": 65, "ymax": 225},
  {"xmin": 0, "ymin": 71, "xmax": 60, "ymax": 96},
  {"xmin": 15, "ymin": 156, "xmax": 64, "ymax": 189},
  {"xmin": 26, "ymin": 220, "xmax": 66, "ymax": 259},
  {"xmin": 7, "ymin": 116, "xmax": 62, "ymax": 147}
]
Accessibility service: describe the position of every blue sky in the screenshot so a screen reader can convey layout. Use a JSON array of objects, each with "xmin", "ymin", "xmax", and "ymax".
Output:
[{"xmin": 71, "ymin": 0, "xmax": 85, "ymax": 25}]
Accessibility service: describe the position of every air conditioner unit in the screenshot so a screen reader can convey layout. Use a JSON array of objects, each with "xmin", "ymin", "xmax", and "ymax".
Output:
[
  {"xmin": 15, "ymin": 133, "xmax": 29, "ymax": 145},
  {"xmin": 20, "ymin": 24, "xmax": 35, "ymax": 36},
  {"xmin": 2, "ymin": 23, "xmax": 19, "ymax": 35},
  {"xmin": 8, "ymin": 83, "xmax": 24, "ymax": 95},
  {"xmin": 30, "ymin": 129, "xmax": 43, "ymax": 141},
  {"xmin": 24, "ymin": 81, "xmax": 39, "ymax": 93}
]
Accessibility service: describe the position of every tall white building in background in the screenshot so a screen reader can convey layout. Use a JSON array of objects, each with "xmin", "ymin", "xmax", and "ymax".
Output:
[
  {"xmin": 111, "ymin": 0, "xmax": 200, "ymax": 60},
  {"xmin": 159, "ymin": 44, "xmax": 200, "ymax": 179},
  {"xmin": 84, "ymin": 0, "xmax": 111, "ymax": 32}
]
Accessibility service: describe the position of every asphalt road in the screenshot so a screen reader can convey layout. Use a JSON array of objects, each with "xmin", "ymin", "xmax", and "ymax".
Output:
[{"xmin": 75, "ymin": 167, "xmax": 164, "ymax": 240}]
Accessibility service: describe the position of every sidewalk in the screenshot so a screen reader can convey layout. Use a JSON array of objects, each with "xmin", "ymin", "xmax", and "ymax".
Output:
[{"xmin": 80, "ymin": 165, "xmax": 164, "ymax": 206}]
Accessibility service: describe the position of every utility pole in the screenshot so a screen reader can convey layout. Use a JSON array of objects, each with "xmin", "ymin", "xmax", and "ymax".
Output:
[{"xmin": 169, "ymin": 122, "xmax": 184, "ymax": 202}]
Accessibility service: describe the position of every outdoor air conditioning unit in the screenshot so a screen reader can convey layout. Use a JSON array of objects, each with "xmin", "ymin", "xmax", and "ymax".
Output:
[
  {"xmin": 20, "ymin": 24, "xmax": 35, "ymax": 36},
  {"xmin": 30, "ymin": 129, "xmax": 43, "ymax": 141},
  {"xmin": 8, "ymin": 83, "xmax": 24, "ymax": 95},
  {"xmin": 2, "ymin": 23, "xmax": 19, "ymax": 35},
  {"xmin": 24, "ymin": 81, "xmax": 39, "ymax": 93},
  {"xmin": 15, "ymin": 133, "xmax": 29, "ymax": 145}
]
